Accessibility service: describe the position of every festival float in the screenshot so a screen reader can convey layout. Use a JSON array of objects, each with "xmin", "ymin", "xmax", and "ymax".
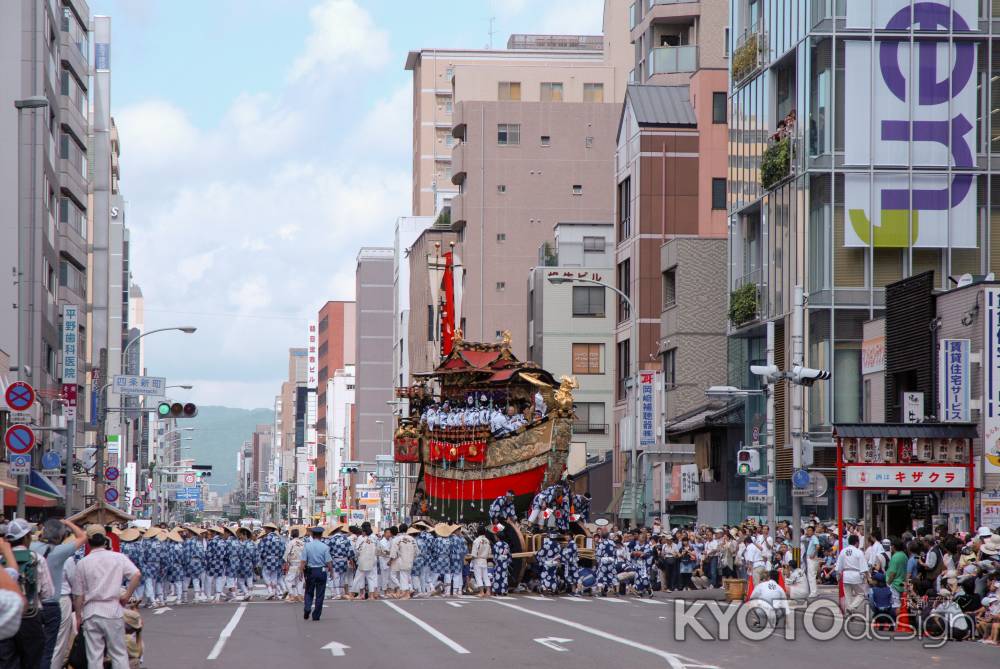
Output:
[{"xmin": 392, "ymin": 244, "xmax": 587, "ymax": 582}]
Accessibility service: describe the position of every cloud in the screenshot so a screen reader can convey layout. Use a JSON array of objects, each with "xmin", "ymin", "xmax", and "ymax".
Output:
[
  {"xmin": 289, "ymin": 0, "xmax": 389, "ymax": 82},
  {"xmin": 537, "ymin": 0, "xmax": 605, "ymax": 35}
]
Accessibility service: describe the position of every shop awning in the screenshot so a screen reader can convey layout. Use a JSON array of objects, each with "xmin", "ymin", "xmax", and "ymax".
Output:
[
  {"xmin": 0, "ymin": 479, "xmax": 61, "ymax": 508},
  {"xmin": 833, "ymin": 423, "xmax": 978, "ymax": 439},
  {"xmin": 29, "ymin": 470, "xmax": 64, "ymax": 499}
]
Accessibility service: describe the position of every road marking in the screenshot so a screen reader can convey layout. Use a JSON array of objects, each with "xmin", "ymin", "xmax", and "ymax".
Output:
[
  {"xmin": 524, "ymin": 595, "xmax": 550, "ymax": 601},
  {"xmin": 492, "ymin": 600, "xmax": 719, "ymax": 669},
  {"xmin": 633, "ymin": 598, "xmax": 667, "ymax": 605},
  {"xmin": 206, "ymin": 602, "xmax": 248, "ymax": 660},
  {"xmin": 563, "ymin": 597, "xmax": 590, "ymax": 602},
  {"xmin": 322, "ymin": 642, "xmax": 350, "ymax": 657},
  {"xmin": 596, "ymin": 597, "xmax": 627, "ymax": 604},
  {"xmin": 534, "ymin": 637, "xmax": 573, "ymax": 652},
  {"xmin": 447, "ymin": 602, "xmax": 464, "ymax": 608},
  {"xmin": 152, "ymin": 607, "xmax": 173, "ymax": 615},
  {"xmin": 383, "ymin": 601, "xmax": 470, "ymax": 654}
]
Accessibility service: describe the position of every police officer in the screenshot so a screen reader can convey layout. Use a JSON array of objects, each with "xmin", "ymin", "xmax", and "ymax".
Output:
[{"xmin": 300, "ymin": 527, "xmax": 333, "ymax": 621}]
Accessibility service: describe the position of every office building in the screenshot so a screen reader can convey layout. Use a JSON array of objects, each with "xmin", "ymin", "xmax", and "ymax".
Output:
[
  {"xmin": 527, "ymin": 222, "xmax": 616, "ymax": 456},
  {"xmin": 724, "ymin": 0, "xmax": 998, "ymax": 517},
  {"xmin": 354, "ymin": 248, "xmax": 394, "ymax": 470},
  {"xmin": 315, "ymin": 301, "xmax": 355, "ymax": 501}
]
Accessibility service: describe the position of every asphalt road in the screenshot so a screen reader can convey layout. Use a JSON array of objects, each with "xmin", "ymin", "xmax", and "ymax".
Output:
[{"xmin": 138, "ymin": 592, "xmax": 1000, "ymax": 669}]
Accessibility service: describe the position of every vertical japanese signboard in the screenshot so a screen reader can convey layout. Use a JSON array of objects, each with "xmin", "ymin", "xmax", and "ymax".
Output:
[
  {"xmin": 61, "ymin": 305, "xmax": 79, "ymax": 419},
  {"xmin": 639, "ymin": 371, "xmax": 655, "ymax": 447},
  {"xmin": 938, "ymin": 338, "xmax": 970, "ymax": 422},
  {"xmin": 986, "ymin": 288, "xmax": 1000, "ymax": 474}
]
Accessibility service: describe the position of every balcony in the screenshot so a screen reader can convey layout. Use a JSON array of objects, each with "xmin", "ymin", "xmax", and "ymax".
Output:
[
  {"xmin": 729, "ymin": 268, "xmax": 762, "ymax": 327},
  {"xmin": 59, "ymin": 32, "xmax": 88, "ymax": 83},
  {"xmin": 573, "ymin": 423, "xmax": 609, "ymax": 435},
  {"xmin": 760, "ymin": 133, "xmax": 798, "ymax": 191},
  {"xmin": 648, "ymin": 45, "xmax": 698, "ymax": 75},
  {"xmin": 732, "ymin": 22, "xmax": 767, "ymax": 85},
  {"xmin": 451, "ymin": 142, "xmax": 466, "ymax": 185},
  {"xmin": 450, "ymin": 193, "xmax": 466, "ymax": 230}
]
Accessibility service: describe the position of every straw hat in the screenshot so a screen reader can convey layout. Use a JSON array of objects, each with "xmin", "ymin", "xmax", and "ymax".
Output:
[
  {"xmin": 406, "ymin": 526, "xmax": 421, "ymax": 535},
  {"xmin": 982, "ymin": 534, "xmax": 1000, "ymax": 556},
  {"xmin": 119, "ymin": 528, "xmax": 142, "ymax": 542},
  {"xmin": 263, "ymin": 522, "xmax": 278, "ymax": 531},
  {"xmin": 291, "ymin": 525, "xmax": 308, "ymax": 537},
  {"xmin": 122, "ymin": 609, "xmax": 143, "ymax": 631},
  {"xmin": 412, "ymin": 520, "xmax": 433, "ymax": 531},
  {"xmin": 167, "ymin": 530, "xmax": 183, "ymax": 543},
  {"xmin": 186, "ymin": 526, "xmax": 204, "ymax": 537},
  {"xmin": 433, "ymin": 522, "xmax": 455, "ymax": 537},
  {"xmin": 143, "ymin": 527, "xmax": 163, "ymax": 540}
]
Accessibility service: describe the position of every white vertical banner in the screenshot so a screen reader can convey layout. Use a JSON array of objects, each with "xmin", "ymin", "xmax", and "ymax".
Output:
[
  {"xmin": 938, "ymin": 339, "xmax": 970, "ymax": 422},
  {"xmin": 986, "ymin": 289, "xmax": 1000, "ymax": 473}
]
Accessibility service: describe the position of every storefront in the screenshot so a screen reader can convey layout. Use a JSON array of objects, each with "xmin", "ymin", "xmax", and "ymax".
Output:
[{"xmin": 833, "ymin": 423, "xmax": 978, "ymax": 538}]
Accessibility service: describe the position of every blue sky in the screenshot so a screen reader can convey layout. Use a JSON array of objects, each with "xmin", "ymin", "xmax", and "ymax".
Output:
[{"xmin": 87, "ymin": 0, "xmax": 604, "ymax": 409}]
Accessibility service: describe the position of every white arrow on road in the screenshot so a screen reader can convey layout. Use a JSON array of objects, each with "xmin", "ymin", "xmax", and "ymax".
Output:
[
  {"xmin": 152, "ymin": 607, "xmax": 172, "ymax": 615},
  {"xmin": 534, "ymin": 637, "xmax": 573, "ymax": 652},
  {"xmin": 322, "ymin": 642, "xmax": 351, "ymax": 657}
]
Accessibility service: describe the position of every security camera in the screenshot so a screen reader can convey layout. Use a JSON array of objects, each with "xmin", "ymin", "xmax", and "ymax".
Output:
[{"xmin": 789, "ymin": 365, "xmax": 831, "ymax": 387}]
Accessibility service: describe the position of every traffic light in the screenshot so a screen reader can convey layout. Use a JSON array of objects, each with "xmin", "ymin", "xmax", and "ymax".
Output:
[
  {"xmin": 340, "ymin": 462, "xmax": 359, "ymax": 474},
  {"xmin": 157, "ymin": 401, "xmax": 198, "ymax": 418},
  {"xmin": 788, "ymin": 365, "xmax": 831, "ymax": 387},
  {"xmin": 737, "ymin": 448, "xmax": 760, "ymax": 476}
]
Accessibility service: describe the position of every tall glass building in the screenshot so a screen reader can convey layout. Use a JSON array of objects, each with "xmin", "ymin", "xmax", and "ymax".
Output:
[{"xmin": 727, "ymin": 0, "xmax": 997, "ymax": 483}]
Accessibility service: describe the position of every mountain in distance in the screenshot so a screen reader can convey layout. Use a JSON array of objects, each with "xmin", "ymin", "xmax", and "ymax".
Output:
[{"xmin": 182, "ymin": 406, "xmax": 275, "ymax": 493}]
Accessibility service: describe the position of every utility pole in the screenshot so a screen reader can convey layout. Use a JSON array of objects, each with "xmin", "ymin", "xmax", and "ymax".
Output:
[
  {"xmin": 765, "ymin": 321, "xmax": 776, "ymax": 531},
  {"xmin": 95, "ymin": 349, "xmax": 108, "ymax": 506},
  {"xmin": 790, "ymin": 285, "xmax": 805, "ymax": 552}
]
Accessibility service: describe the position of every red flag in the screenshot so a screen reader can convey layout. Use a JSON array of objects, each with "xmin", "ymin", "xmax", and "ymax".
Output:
[{"xmin": 440, "ymin": 251, "xmax": 456, "ymax": 356}]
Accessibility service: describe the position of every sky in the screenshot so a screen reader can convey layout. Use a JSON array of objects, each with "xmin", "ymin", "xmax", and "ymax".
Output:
[{"xmin": 88, "ymin": 0, "xmax": 605, "ymax": 410}]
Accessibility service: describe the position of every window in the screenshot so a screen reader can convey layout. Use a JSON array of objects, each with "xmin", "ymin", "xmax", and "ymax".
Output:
[
  {"xmin": 444, "ymin": 135, "xmax": 454, "ymax": 147},
  {"xmin": 617, "ymin": 178, "xmax": 631, "ymax": 241},
  {"xmin": 663, "ymin": 268, "xmax": 676, "ymax": 308},
  {"xmin": 495, "ymin": 330, "xmax": 504, "ymax": 339},
  {"xmin": 711, "ymin": 178, "xmax": 727, "ymax": 210},
  {"xmin": 46, "ymin": 261, "xmax": 55, "ymax": 294},
  {"xmin": 583, "ymin": 83, "xmax": 604, "ymax": 103},
  {"xmin": 724, "ymin": 27, "xmax": 730, "ymax": 58},
  {"xmin": 59, "ymin": 197, "xmax": 86, "ymax": 239},
  {"xmin": 540, "ymin": 82, "xmax": 563, "ymax": 102},
  {"xmin": 573, "ymin": 402, "xmax": 607, "ymax": 433},
  {"xmin": 426, "ymin": 305, "xmax": 435, "ymax": 341},
  {"xmin": 583, "ymin": 236, "xmax": 604, "ymax": 253},
  {"xmin": 496, "ymin": 233, "xmax": 506, "ymax": 242},
  {"xmin": 496, "ymin": 281, "xmax": 506, "ymax": 291},
  {"xmin": 45, "ymin": 343, "xmax": 55, "ymax": 375},
  {"xmin": 498, "ymin": 81, "xmax": 521, "ymax": 101},
  {"xmin": 497, "ymin": 184, "xmax": 507, "ymax": 193},
  {"xmin": 572, "ymin": 286, "xmax": 605, "ymax": 317},
  {"xmin": 616, "ymin": 259, "xmax": 631, "ymax": 322},
  {"xmin": 497, "ymin": 123, "xmax": 520, "ymax": 145},
  {"xmin": 712, "ymin": 92, "xmax": 727, "ymax": 124},
  {"xmin": 540, "ymin": 135, "xmax": 551, "ymax": 146},
  {"xmin": 616, "ymin": 341, "xmax": 631, "ymax": 401},
  {"xmin": 584, "ymin": 136, "xmax": 593, "ymax": 148},
  {"xmin": 572, "ymin": 343, "xmax": 604, "ymax": 374},
  {"xmin": 572, "ymin": 184, "xmax": 583, "ymax": 195},
  {"xmin": 662, "ymin": 349, "xmax": 676, "ymax": 388}
]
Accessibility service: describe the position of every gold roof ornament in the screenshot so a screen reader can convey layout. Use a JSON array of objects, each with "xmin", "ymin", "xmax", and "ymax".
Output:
[
  {"xmin": 553, "ymin": 375, "xmax": 579, "ymax": 415},
  {"xmin": 453, "ymin": 327, "xmax": 464, "ymax": 347}
]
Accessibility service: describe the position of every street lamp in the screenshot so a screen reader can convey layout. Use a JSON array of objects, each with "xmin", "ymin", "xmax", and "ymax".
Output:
[
  {"xmin": 13, "ymin": 96, "xmax": 49, "ymax": 518},
  {"xmin": 547, "ymin": 274, "xmax": 641, "ymax": 523},
  {"xmin": 166, "ymin": 385, "xmax": 194, "ymax": 390},
  {"xmin": 704, "ymin": 385, "xmax": 774, "ymax": 530}
]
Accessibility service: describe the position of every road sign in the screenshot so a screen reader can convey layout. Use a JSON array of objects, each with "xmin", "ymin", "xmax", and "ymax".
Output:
[
  {"xmin": 746, "ymin": 479, "xmax": 770, "ymax": 504},
  {"xmin": 792, "ymin": 468, "xmax": 811, "ymax": 489},
  {"xmin": 105, "ymin": 466, "xmax": 120, "ymax": 482},
  {"xmin": 8, "ymin": 454, "xmax": 30, "ymax": 476},
  {"xmin": 42, "ymin": 451, "xmax": 61, "ymax": 470},
  {"xmin": 132, "ymin": 496, "xmax": 144, "ymax": 508},
  {"xmin": 184, "ymin": 473, "xmax": 196, "ymax": 485},
  {"xmin": 112, "ymin": 375, "xmax": 166, "ymax": 397},
  {"xmin": 104, "ymin": 488, "xmax": 119, "ymax": 503},
  {"xmin": 5, "ymin": 425, "xmax": 36, "ymax": 455},
  {"xmin": 4, "ymin": 382, "xmax": 35, "ymax": 412}
]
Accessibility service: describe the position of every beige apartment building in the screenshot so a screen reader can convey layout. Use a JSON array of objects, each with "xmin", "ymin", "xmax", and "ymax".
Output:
[
  {"xmin": 404, "ymin": 1, "xmax": 633, "ymax": 365},
  {"xmin": 405, "ymin": 0, "xmax": 633, "ymax": 218}
]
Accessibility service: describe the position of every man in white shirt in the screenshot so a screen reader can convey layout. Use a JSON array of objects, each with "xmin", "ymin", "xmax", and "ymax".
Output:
[
  {"xmin": 743, "ymin": 537, "xmax": 765, "ymax": 584},
  {"xmin": 71, "ymin": 525, "xmax": 141, "ymax": 669},
  {"xmin": 470, "ymin": 528, "xmax": 492, "ymax": 598},
  {"xmin": 377, "ymin": 528, "xmax": 394, "ymax": 596},
  {"xmin": 835, "ymin": 534, "xmax": 869, "ymax": 612},
  {"xmin": 803, "ymin": 525, "xmax": 821, "ymax": 599},
  {"xmin": 749, "ymin": 569, "xmax": 789, "ymax": 615},
  {"xmin": 351, "ymin": 523, "xmax": 379, "ymax": 600}
]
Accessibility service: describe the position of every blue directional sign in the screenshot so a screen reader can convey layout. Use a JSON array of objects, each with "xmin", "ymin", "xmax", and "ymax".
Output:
[
  {"xmin": 792, "ymin": 468, "xmax": 811, "ymax": 489},
  {"xmin": 42, "ymin": 451, "xmax": 61, "ymax": 470}
]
